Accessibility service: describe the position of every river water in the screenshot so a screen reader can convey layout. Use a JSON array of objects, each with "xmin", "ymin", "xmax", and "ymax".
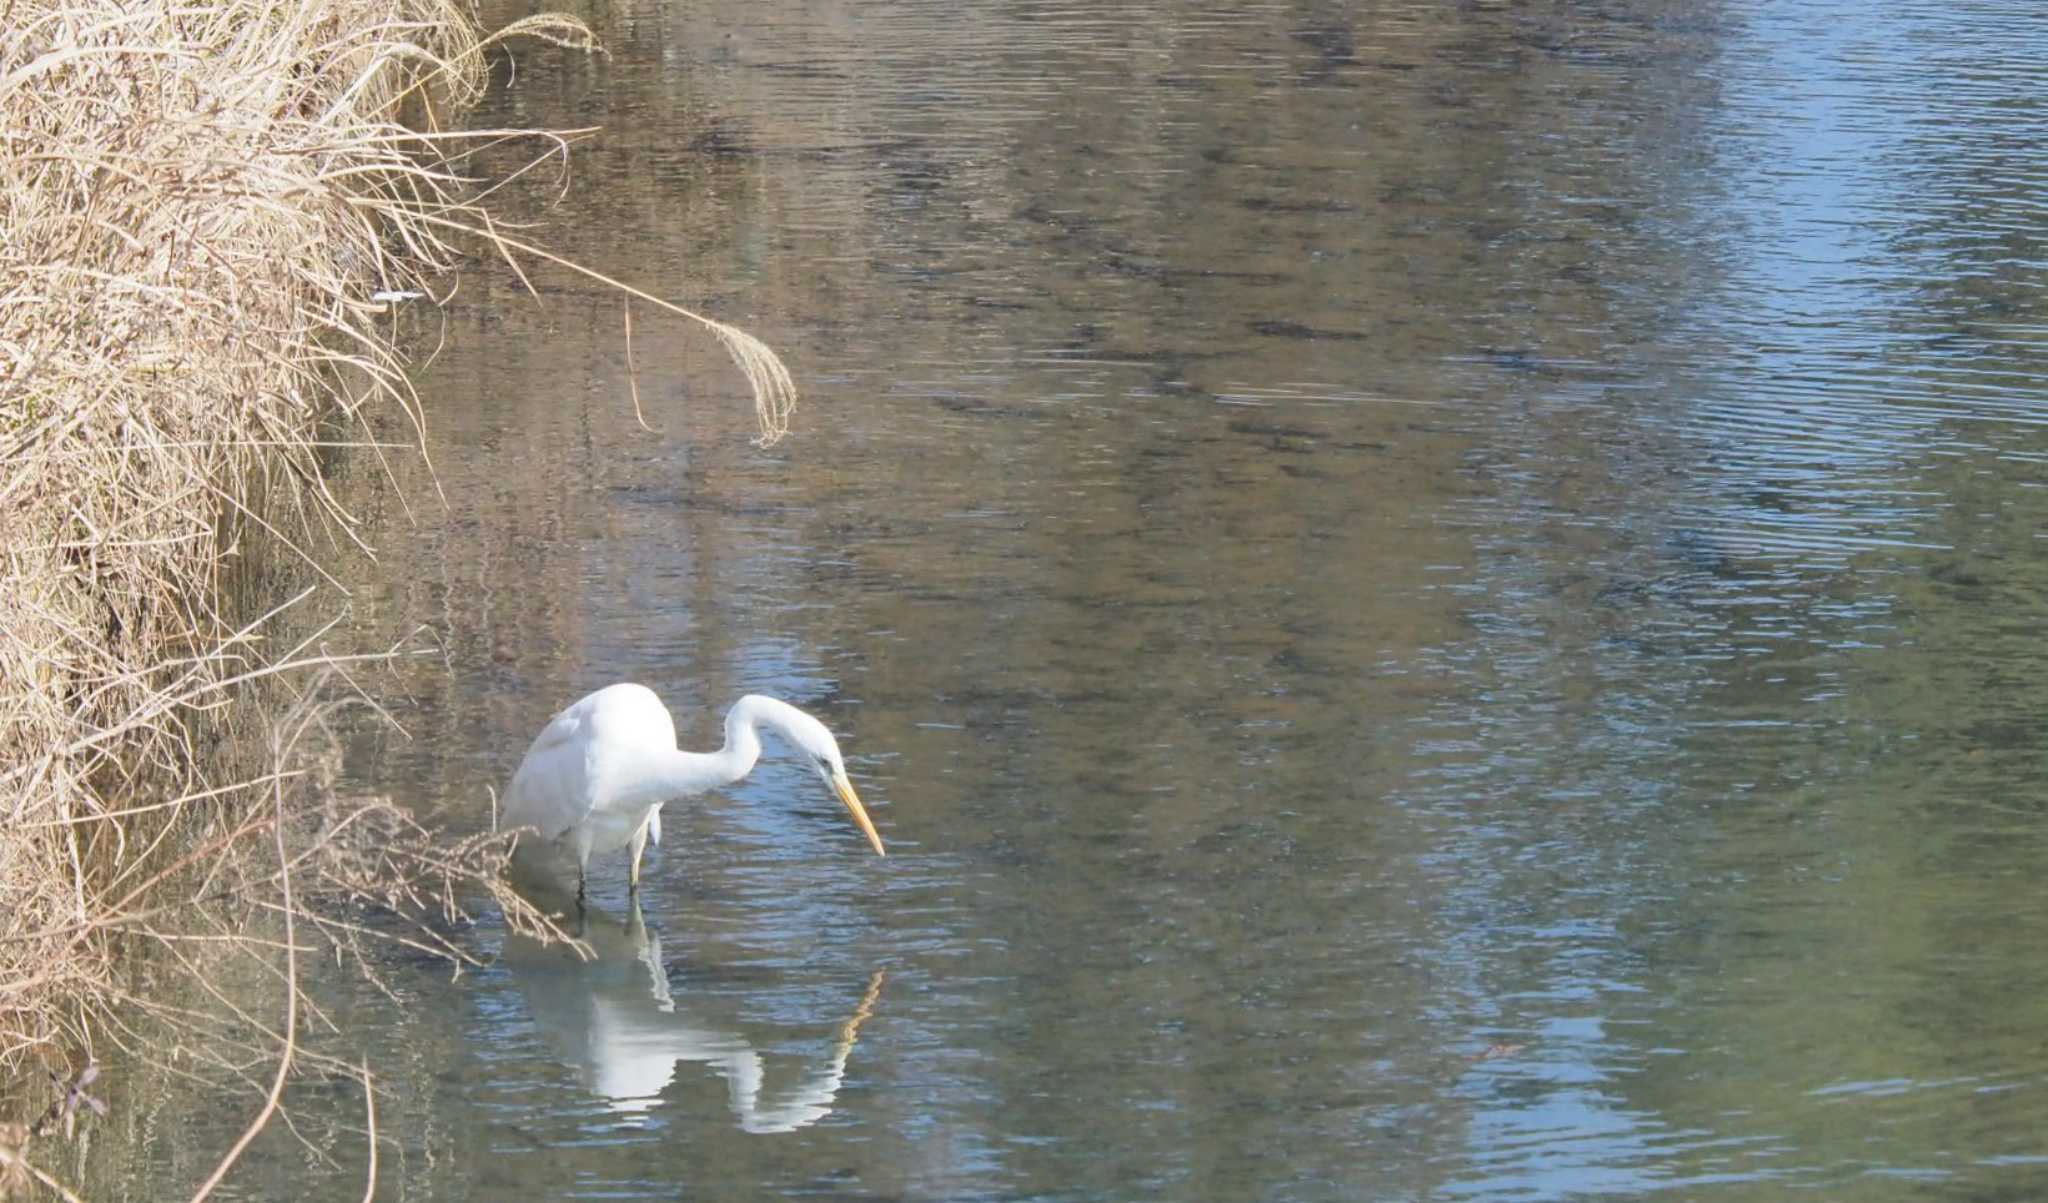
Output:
[{"xmin": 86, "ymin": 0, "xmax": 2048, "ymax": 1199}]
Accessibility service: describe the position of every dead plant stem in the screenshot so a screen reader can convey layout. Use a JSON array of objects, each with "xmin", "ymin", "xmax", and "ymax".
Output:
[{"xmin": 187, "ymin": 718, "xmax": 303, "ymax": 1203}]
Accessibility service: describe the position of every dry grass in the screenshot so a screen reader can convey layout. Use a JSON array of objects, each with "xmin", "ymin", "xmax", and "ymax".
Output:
[{"xmin": 0, "ymin": 0, "xmax": 796, "ymax": 1189}]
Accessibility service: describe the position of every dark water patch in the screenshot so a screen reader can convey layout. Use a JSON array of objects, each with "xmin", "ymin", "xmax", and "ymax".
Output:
[
  {"xmin": 1249, "ymin": 320, "xmax": 1371, "ymax": 341},
  {"xmin": 1240, "ymin": 196, "xmax": 1360, "ymax": 215}
]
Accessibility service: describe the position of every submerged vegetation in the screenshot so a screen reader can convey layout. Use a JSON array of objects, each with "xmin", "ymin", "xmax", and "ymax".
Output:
[{"xmin": 0, "ymin": 0, "xmax": 797, "ymax": 1189}]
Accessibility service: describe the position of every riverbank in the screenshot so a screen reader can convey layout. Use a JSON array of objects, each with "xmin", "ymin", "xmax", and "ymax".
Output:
[{"xmin": 0, "ymin": 0, "xmax": 593, "ymax": 1175}]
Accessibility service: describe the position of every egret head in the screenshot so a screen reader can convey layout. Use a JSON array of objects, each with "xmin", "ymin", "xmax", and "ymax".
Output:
[{"xmin": 771, "ymin": 703, "xmax": 886, "ymax": 857}]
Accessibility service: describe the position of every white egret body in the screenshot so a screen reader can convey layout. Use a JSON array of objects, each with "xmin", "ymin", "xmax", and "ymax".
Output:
[{"xmin": 503, "ymin": 684, "xmax": 884, "ymax": 896}]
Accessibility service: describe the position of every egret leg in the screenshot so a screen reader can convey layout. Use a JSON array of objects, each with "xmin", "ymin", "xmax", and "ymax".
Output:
[
  {"xmin": 571, "ymin": 827, "xmax": 592, "ymax": 906},
  {"xmin": 628, "ymin": 816, "xmax": 650, "ymax": 893}
]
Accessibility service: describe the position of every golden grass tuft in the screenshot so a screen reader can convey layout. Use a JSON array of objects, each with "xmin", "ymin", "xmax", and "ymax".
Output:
[
  {"xmin": 0, "ymin": 0, "xmax": 503, "ymax": 1078},
  {"xmin": 0, "ymin": 0, "xmax": 788, "ymax": 1179}
]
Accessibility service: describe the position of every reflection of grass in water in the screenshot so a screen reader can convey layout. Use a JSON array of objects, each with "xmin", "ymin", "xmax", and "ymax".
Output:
[{"xmin": 0, "ymin": 0, "xmax": 800, "ymax": 1193}]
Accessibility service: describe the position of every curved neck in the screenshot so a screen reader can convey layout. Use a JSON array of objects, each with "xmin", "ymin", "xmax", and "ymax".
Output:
[{"xmin": 659, "ymin": 695, "xmax": 800, "ymax": 796}]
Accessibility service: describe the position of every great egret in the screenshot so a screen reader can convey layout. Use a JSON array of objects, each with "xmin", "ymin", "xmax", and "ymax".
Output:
[{"xmin": 503, "ymin": 683, "xmax": 885, "ymax": 897}]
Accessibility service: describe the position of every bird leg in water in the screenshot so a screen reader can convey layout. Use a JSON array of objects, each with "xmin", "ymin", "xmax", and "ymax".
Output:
[{"xmin": 628, "ymin": 816, "xmax": 650, "ymax": 893}]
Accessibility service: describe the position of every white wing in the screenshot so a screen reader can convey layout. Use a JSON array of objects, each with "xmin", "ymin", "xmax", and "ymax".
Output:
[
  {"xmin": 502, "ymin": 700, "xmax": 602, "ymax": 839},
  {"xmin": 502, "ymin": 684, "xmax": 678, "ymax": 841}
]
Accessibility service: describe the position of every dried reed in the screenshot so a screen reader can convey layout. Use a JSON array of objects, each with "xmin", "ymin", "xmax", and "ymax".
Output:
[{"xmin": 0, "ymin": 0, "xmax": 781, "ymax": 1187}]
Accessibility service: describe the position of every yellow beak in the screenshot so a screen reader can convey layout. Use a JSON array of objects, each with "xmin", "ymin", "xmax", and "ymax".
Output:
[{"xmin": 833, "ymin": 772, "xmax": 886, "ymax": 856}]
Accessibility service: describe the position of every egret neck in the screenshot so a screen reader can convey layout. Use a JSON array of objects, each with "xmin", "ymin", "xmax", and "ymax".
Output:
[
  {"xmin": 661, "ymin": 694, "xmax": 774, "ymax": 796},
  {"xmin": 638, "ymin": 695, "xmax": 884, "ymax": 856}
]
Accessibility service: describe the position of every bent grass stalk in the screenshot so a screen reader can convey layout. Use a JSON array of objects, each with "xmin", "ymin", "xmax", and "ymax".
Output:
[{"xmin": 389, "ymin": 207, "xmax": 799, "ymax": 444}]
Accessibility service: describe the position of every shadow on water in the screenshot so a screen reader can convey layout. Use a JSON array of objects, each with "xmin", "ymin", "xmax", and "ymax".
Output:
[{"xmin": 73, "ymin": 0, "xmax": 2048, "ymax": 1200}]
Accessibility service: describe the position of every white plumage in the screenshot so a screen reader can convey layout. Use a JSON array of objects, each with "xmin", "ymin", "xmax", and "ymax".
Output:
[{"xmin": 503, "ymin": 683, "xmax": 884, "ymax": 896}]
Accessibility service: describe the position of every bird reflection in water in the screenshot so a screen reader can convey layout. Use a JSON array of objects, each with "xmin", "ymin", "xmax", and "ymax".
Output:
[{"xmin": 499, "ymin": 886, "xmax": 884, "ymax": 1133}]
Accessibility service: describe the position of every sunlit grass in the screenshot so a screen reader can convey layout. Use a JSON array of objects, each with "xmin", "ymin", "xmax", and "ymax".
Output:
[{"xmin": 0, "ymin": 0, "xmax": 817, "ymax": 1187}]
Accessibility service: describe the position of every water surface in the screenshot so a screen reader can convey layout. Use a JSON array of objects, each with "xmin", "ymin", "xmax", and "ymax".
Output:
[{"xmin": 86, "ymin": 1, "xmax": 2048, "ymax": 1199}]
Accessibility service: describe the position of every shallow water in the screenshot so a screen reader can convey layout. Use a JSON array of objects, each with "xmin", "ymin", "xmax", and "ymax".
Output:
[{"xmin": 88, "ymin": 0, "xmax": 2048, "ymax": 1199}]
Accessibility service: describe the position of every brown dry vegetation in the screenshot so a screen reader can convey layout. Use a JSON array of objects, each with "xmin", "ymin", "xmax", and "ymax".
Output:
[
  {"xmin": 0, "ymin": 0, "xmax": 566, "ymax": 1129},
  {"xmin": 0, "ymin": 0, "xmax": 792, "ymax": 1190}
]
